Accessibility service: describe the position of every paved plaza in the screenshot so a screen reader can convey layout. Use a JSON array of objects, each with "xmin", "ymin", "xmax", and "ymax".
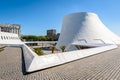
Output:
[{"xmin": 0, "ymin": 46, "xmax": 120, "ymax": 80}]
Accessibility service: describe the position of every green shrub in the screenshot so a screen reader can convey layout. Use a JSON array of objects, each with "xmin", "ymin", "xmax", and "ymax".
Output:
[
  {"xmin": 34, "ymin": 48, "xmax": 44, "ymax": 56},
  {"xmin": 60, "ymin": 45, "xmax": 66, "ymax": 52},
  {"xmin": 21, "ymin": 35, "xmax": 55, "ymax": 41}
]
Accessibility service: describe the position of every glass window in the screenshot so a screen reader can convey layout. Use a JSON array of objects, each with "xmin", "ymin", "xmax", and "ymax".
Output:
[{"xmin": 1, "ymin": 36, "xmax": 3, "ymax": 40}]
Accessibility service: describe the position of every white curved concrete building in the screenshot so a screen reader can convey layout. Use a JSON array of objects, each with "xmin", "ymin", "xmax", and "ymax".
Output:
[{"xmin": 56, "ymin": 12, "xmax": 120, "ymax": 51}]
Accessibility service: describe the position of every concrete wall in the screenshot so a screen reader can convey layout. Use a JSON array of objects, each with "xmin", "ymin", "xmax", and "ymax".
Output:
[
  {"xmin": 0, "ymin": 32, "xmax": 23, "ymax": 46},
  {"xmin": 24, "ymin": 44, "xmax": 117, "ymax": 72},
  {"xmin": 21, "ymin": 44, "xmax": 37, "ymax": 71},
  {"xmin": 24, "ymin": 41, "xmax": 57, "ymax": 47}
]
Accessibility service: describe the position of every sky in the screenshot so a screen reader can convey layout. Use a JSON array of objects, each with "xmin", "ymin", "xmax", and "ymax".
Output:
[{"xmin": 0, "ymin": 0, "xmax": 120, "ymax": 36}]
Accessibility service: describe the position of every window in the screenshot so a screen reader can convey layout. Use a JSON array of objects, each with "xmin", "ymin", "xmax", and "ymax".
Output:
[{"xmin": 1, "ymin": 36, "xmax": 3, "ymax": 40}]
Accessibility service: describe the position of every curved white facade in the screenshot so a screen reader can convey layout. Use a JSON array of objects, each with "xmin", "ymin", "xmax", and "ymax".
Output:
[
  {"xmin": 0, "ymin": 32, "xmax": 23, "ymax": 46},
  {"xmin": 56, "ymin": 12, "xmax": 120, "ymax": 51}
]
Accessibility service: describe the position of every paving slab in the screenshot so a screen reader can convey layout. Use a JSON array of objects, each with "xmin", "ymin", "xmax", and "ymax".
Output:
[{"xmin": 0, "ymin": 46, "xmax": 120, "ymax": 80}]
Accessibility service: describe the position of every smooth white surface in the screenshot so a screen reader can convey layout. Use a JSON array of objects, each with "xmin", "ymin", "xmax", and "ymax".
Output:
[
  {"xmin": 0, "ymin": 32, "xmax": 23, "ymax": 46},
  {"xmin": 22, "ymin": 44, "xmax": 37, "ymax": 71},
  {"xmin": 56, "ymin": 12, "xmax": 120, "ymax": 51}
]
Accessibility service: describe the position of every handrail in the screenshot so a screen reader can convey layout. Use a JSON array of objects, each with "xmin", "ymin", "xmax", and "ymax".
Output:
[
  {"xmin": 78, "ymin": 39, "xmax": 87, "ymax": 43},
  {"xmin": 94, "ymin": 39, "xmax": 106, "ymax": 44}
]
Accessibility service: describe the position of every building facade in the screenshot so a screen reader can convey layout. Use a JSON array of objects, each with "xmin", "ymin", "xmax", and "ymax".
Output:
[
  {"xmin": 47, "ymin": 29, "xmax": 56, "ymax": 37},
  {"xmin": 0, "ymin": 24, "xmax": 21, "ymax": 35},
  {"xmin": 56, "ymin": 12, "xmax": 120, "ymax": 51},
  {"xmin": 47, "ymin": 29, "xmax": 60, "ymax": 40}
]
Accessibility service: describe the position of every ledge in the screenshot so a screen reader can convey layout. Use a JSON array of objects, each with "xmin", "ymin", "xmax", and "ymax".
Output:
[{"xmin": 22, "ymin": 44, "xmax": 117, "ymax": 72}]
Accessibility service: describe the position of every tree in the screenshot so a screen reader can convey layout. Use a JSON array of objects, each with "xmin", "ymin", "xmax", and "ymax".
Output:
[
  {"xmin": 21, "ymin": 35, "xmax": 55, "ymax": 41},
  {"xmin": 50, "ymin": 45, "xmax": 56, "ymax": 53},
  {"xmin": 34, "ymin": 48, "xmax": 44, "ymax": 55},
  {"xmin": 60, "ymin": 45, "xmax": 66, "ymax": 52}
]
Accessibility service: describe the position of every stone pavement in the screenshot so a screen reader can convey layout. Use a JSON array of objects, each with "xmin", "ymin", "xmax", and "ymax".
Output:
[{"xmin": 0, "ymin": 46, "xmax": 120, "ymax": 80}]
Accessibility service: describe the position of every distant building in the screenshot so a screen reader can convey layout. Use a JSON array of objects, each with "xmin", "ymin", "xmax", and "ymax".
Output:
[
  {"xmin": 0, "ymin": 24, "xmax": 21, "ymax": 35},
  {"xmin": 47, "ymin": 29, "xmax": 56, "ymax": 37},
  {"xmin": 55, "ymin": 33, "xmax": 60, "ymax": 40},
  {"xmin": 46, "ymin": 29, "xmax": 60, "ymax": 41}
]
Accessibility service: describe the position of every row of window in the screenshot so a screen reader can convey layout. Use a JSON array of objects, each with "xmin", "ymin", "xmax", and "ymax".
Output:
[
  {"xmin": 0, "ymin": 36, "xmax": 19, "ymax": 40},
  {"xmin": 0, "ymin": 27, "xmax": 20, "ymax": 34},
  {"xmin": 1, "ymin": 30, "xmax": 19, "ymax": 34}
]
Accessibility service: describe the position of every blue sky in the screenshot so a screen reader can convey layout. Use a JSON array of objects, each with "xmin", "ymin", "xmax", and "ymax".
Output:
[{"xmin": 0, "ymin": 0, "xmax": 120, "ymax": 36}]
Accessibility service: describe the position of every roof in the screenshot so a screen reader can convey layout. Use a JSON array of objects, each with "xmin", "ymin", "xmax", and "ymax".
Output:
[{"xmin": 0, "ymin": 46, "xmax": 120, "ymax": 80}]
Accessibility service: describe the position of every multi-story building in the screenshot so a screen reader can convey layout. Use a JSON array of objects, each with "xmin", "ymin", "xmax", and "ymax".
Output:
[
  {"xmin": 0, "ymin": 24, "xmax": 21, "ymax": 35},
  {"xmin": 47, "ymin": 29, "xmax": 56, "ymax": 37},
  {"xmin": 47, "ymin": 29, "xmax": 60, "ymax": 40},
  {"xmin": 55, "ymin": 33, "xmax": 60, "ymax": 40}
]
